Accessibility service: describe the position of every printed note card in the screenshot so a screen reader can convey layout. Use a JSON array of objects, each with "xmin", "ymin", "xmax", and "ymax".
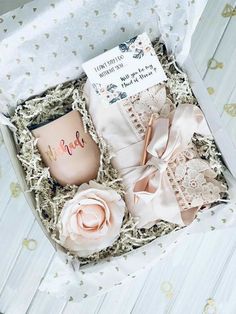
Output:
[{"xmin": 82, "ymin": 33, "xmax": 167, "ymax": 105}]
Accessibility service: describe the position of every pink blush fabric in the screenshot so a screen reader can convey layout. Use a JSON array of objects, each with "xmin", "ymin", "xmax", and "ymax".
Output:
[{"xmin": 83, "ymin": 80, "xmax": 224, "ymax": 228}]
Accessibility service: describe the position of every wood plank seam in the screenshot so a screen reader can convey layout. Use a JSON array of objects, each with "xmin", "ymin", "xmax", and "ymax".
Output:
[
  {"xmin": 202, "ymin": 1, "xmax": 236, "ymax": 80},
  {"xmin": 208, "ymin": 239, "xmax": 236, "ymax": 299},
  {"xmin": 26, "ymin": 252, "xmax": 56, "ymax": 314},
  {"xmin": 160, "ymin": 238, "xmax": 205, "ymax": 314},
  {"xmin": 0, "ymin": 218, "xmax": 36, "ymax": 297}
]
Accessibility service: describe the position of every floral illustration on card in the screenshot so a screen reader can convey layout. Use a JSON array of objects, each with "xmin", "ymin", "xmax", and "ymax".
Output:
[
  {"xmin": 118, "ymin": 34, "xmax": 154, "ymax": 59},
  {"xmin": 92, "ymin": 83, "xmax": 127, "ymax": 104}
]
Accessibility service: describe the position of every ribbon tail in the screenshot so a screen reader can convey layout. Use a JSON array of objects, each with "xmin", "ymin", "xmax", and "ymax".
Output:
[
  {"xmin": 134, "ymin": 170, "xmax": 162, "ymax": 204},
  {"xmin": 131, "ymin": 173, "xmax": 184, "ymax": 228}
]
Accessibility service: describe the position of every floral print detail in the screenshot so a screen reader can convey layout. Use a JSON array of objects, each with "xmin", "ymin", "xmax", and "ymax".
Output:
[
  {"xmin": 174, "ymin": 163, "xmax": 186, "ymax": 181},
  {"xmin": 169, "ymin": 148, "xmax": 226, "ymax": 210},
  {"xmin": 182, "ymin": 169, "xmax": 206, "ymax": 207},
  {"xmin": 118, "ymin": 34, "xmax": 154, "ymax": 59},
  {"xmin": 182, "ymin": 169, "xmax": 206, "ymax": 194},
  {"xmin": 121, "ymin": 85, "xmax": 173, "ymax": 138},
  {"xmin": 202, "ymin": 182, "xmax": 221, "ymax": 203},
  {"xmin": 186, "ymin": 159, "xmax": 210, "ymax": 172},
  {"xmin": 92, "ymin": 83, "xmax": 127, "ymax": 104},
  {"xmin": 119, "ymin": 36, "xmax": 137, "ymax": 52}
]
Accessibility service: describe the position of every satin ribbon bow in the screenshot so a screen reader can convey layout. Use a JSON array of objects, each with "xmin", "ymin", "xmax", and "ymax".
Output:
[{"xmin": 130, "ymin": 103, "xmax": 207, "ymax": 226}]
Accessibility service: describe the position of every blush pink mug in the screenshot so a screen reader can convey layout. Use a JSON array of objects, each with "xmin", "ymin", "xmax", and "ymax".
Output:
[{"xmin": 31, "ymin": 110, "xmax": 100, "ymax": 186}]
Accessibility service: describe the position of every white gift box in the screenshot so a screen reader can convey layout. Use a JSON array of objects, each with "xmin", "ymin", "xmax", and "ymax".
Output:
[{"xmin": 1, "ymin": 0, "xmax": 236, "ymax": 302}]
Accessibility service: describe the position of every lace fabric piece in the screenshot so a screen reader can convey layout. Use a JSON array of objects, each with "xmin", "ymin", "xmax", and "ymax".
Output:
[
  {"xmin": 112, "ymin": 71, "xmax": 227, "ymax": 216},
  {"xmin": 167, "ymin": 145, "xmax": 226, "ymax": 213},
  {"xmin": 120, "ymin": 84, "xmax": 175, "ymax": 139}
]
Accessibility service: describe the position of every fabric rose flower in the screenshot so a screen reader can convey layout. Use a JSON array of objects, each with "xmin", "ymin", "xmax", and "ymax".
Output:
[{"xmin": 57, "ymin": 181, "xmax": 125, "ymax": 257}]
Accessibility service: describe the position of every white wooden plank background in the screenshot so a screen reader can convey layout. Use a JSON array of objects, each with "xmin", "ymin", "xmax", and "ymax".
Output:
[{"xmin": 0, "ymin": 0, "xmax": 236, "ymax": 313}]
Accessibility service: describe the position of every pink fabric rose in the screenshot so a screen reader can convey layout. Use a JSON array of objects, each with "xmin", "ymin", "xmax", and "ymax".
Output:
[{"xmin": 57, "ymin": 181, "xmax": 125, "ymax": 257}]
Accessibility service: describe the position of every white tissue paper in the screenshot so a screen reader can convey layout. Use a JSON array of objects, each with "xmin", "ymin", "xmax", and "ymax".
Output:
[{"xmin": 0, "ymin": 0, "xmax": 207, "ymax": 116}]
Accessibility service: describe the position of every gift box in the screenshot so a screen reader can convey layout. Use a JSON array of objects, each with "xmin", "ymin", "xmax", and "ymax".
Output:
[{"xmin": 1, "ymin": 0, "xmax": 236, "ymax": 302}]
